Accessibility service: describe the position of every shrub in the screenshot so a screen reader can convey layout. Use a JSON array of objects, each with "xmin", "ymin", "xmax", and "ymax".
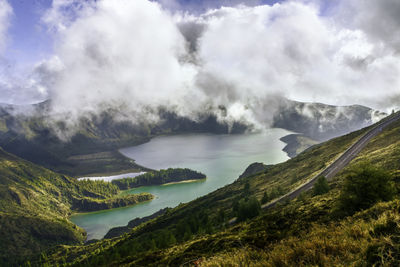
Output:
[
  {"xmin": 237, "ymin": 197, "xmax": 261, "ymax": 222},
  {"xmin": 261, "ymin": 191, "xmax": 269, "ymax": 204},
  {"xmin": 338, "ymin": 163, "xmax": 395, "ymax": 215},
  {"xmin": 313, "ymin": 176, "xmax": 329, "ymax": 196},
  {"xmin": 243, "ymin": 181, "xmax": 250, "ymax": 197}
]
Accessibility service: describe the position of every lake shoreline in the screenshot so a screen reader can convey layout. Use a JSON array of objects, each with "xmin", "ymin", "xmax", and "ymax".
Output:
[
  {"xmin": 69, "ymin": 197, "xmax": 155, "ymax": 217},
  {"xmin": 71, "ymin": 130, "xmax": 291, "ymax": 239},
  {"xmin": 162, "ymin": 178, "xmax": 206, "ymax": 186},
  {"xmin": 77, "ymin": 131, "xmax": 292, "ymax": 179}
]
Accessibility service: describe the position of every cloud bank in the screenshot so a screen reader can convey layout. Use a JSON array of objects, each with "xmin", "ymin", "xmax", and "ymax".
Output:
[{"xmin": 2, "ymin": 0, "xmax": 400, "ymax": 136}]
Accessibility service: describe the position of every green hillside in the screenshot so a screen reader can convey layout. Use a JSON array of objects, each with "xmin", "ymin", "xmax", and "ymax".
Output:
[
  {"xmin": 0, "ymin": 147, "xmax": 152, "ymax": 265},
  {"xmin": 33, "ymin": 114, "xmax": 400, "ymax": 266}
]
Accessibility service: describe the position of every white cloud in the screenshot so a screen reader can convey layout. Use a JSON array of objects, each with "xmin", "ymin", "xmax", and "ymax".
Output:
[
  {"xmin": 42, "ymin": 0, "xmax": 203, "ymax": 137},
  {"xmin": 4, "ymin": 0, "xmax": 400, "ymax": 135},
  {"xmin": 337, "ymin": 0, "xmax": 400, "ymax": 53},
  {"xmin": 192, "ymin": 1, "xmax": 400, "ymax": 111}
]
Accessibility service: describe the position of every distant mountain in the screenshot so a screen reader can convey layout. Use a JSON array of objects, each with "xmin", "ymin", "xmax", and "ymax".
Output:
[
  {"xmin": 272, "ymin": 100, "xmax": 386, "ymax": 141},
  {"xmin": 0, "ymin": 99, "xmax": 385, "ymax": 175}
]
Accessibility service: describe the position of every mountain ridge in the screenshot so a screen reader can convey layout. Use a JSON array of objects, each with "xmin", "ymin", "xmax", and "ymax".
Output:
[{"xmin": 0, "ymin": 99, "xmax": 385, "ymax": 176}]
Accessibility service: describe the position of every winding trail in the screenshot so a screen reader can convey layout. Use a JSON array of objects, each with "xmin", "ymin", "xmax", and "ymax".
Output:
[{"xmin": 261, "ymin": 111, "xmax": 400, "ymax": 210}]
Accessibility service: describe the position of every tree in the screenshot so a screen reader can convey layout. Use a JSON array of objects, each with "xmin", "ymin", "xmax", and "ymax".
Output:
[
  {"xmin": 217, "ymin": 209, "xmax": 226, "ymax": 223},
  {"xmin": 313, "ymin": 176, "xmax": 329, "ymax": 196},
  {"xmin": 261, "ymin": 191, "xmax": 269, "ymax": 204},
  {"xmin": 243, "ymin": 181, "xmax": 250, "ymax": 196},
  {"xmin": 338, "ymin": 163, "xmax": 395, "ymax": 215},
  {"xmin": 232, "ymin": 199, "xmax": 240, "ymax": 215},
  {"xmin": 269, "ymin": 187, "xmax": 282, "ymax": 199},
  {"xmin": 237, "ymin": 197, "xmax": 261, "ymax": 222}
]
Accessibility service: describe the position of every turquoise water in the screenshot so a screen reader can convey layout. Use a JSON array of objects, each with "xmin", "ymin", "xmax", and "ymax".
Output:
[{"xmin": 70, "ymin": 130, "xmax": 290, "ymax": 239}]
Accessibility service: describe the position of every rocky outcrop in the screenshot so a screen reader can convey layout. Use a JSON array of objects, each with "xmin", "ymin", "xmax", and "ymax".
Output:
[{"xmin": 239, "ymin": 162, "xmax": 270, "ymax": 179}]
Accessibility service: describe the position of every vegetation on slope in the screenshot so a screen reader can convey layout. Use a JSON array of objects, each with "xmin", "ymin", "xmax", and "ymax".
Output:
[
  {"xmin": 104, "ymin": 208, "xmax": 169, "ymax": 239},
  {"xmin": 35, "ymin": 116, "xmax": 384, "ymax": 266},
  {"xmin": 71, "ymin": 193, "xmax": 153, "ymax": 212},
  {"xmin": 111, "ymin": 168, "xmax": 206, "ymax": 190},
  {"xmin": 0, "ymin": 147, "xmax": 153, "ymax": 265}
]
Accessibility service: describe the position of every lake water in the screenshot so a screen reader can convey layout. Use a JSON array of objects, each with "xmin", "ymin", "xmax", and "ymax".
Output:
[{"xmin": 70, "ymin": 130, "xmax": 290, "ymax": 240}]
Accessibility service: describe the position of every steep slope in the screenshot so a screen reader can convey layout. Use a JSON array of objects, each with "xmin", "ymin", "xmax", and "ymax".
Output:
[
  {"xmin": 0, "ymin": 147, "xmax": 152, "ymax": 265},
  {"xmin": 198, "ymin": 117, "xmax": 400, "ymax": 266},
  {"xmin": 36, "ymin": 112, "xmax": 400, "ymax": 266}
]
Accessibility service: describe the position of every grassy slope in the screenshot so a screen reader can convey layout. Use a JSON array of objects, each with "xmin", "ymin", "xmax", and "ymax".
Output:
[
  {"xmin": 0, "ymin": 147, "xmax": 152, "ymax": 265},
  {"xmin": 38, "ymin": 118, "xmax": 384, "ymax": 266},
  {"xmin": 199, "ymin": 120, "xmax": 400, "ymax": 266}
]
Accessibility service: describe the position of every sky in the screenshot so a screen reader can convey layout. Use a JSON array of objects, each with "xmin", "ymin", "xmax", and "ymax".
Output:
[
  {"xmin": 3, "ymin": 0, "xmax": 281, "ymax": 65},
  {"xmin": 0, "ymin": 0, "xmax": 399, "ymax": 137},
  {"xmin": 5, "ymin": 0, "xmax": 52, "ymax": 65}
]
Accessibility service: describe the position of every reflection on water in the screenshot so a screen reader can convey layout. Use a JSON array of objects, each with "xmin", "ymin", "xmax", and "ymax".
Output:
[{"xmin": 70, "ymin": 130, "xmax": 290, "ymax": 239}]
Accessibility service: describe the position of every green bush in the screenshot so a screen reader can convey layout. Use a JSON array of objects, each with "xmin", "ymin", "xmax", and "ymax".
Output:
[
  {"xmin": 237, "ymin": 197, "xmax": 261, "ymax": 222},
  {"xmin": 261, "ymin": 191, "xmax": 269, "ymax": 204},
  {"xmin": 313, "ymin": 176, "xmax": 329, "ymax": 196},
  {"xmin": 338, "ymin": 163, "xmax": 395, "ymax": 215}
]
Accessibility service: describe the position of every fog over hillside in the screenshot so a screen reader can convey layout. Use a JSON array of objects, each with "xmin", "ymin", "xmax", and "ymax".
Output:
[{"xmin": 0, "ymin": 0, "xmax": 399, "ymax": 137}]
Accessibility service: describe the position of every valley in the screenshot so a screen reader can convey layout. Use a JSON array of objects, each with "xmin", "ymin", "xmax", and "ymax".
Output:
[
  {"xmin": 0, "ymin": 99, "xmax": 391, "ymax": 265},
  {"xmin": 2, "ymin": 1, "xmax": 400, "ymax": 265},
  {"xmin": 71, "ymin": 130, "xmax": 290, "ymax": 240},
  {"xmin": 37, "ymin": 111, "xmax": 400, "ymax": 266}
]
